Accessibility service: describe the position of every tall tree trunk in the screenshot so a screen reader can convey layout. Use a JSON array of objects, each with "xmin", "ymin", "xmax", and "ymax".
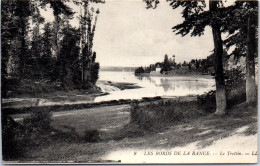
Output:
[
  {"xmin": 209, "ymin": 0, "xmax": 227, "ymax": 115},
  {"xmin": 79, "ymin": 5, "xmax": 84, "ymax": 83},
  {"xmin": 1, "ymin": 42, "xmax": 9, "ymax": 98},
  {"xmin": 246, "ymin": 14, "xmax": 257, "ymax": 104},
  {"xmin": 81, "ymin": 0, "xmax": 89, "ymax": 87},
  {"xmin": 86, "ymin": 16, "xmax": 92, "ymax": 83},
  {"xmin": 19, "ymin": 19, "xmax": 28, "ymax": 77},
  {"xmin": 53, "ymin": 15, "xmax": 60, "ymax": 58}
]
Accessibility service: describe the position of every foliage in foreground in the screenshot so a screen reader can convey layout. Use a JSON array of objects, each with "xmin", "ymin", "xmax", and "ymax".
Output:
[
  {"xmin": 23, "ymin": 109, "xmax": 53, "ymax": 134},
  {"xmin": 2, "ymin": 108, "xmax": 101, "ymax": 160},
  {"xmin": 198, "ymin": 67, "xmax": 247, "ymax": 112},
  {"xmin": 128, "ymin": 100, "xmax": 205, "ymax": 132},
  {"xmin": 2, "ymin": 108, "xmax": 54, "ymax": 160}
]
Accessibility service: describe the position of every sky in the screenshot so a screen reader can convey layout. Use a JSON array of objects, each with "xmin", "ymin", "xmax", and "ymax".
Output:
[
  {"xmin": 93, "ymin": 0, "xmax": 213, "ymax": 67},
  {"xmin": 41, "ymin": 0, "xmax": 234, "ymax": 67}
]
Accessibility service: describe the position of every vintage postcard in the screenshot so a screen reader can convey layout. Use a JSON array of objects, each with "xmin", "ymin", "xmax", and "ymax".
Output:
[{"xmin": 1, "ymin": 0, "xmax": 258, "ymax": 164}]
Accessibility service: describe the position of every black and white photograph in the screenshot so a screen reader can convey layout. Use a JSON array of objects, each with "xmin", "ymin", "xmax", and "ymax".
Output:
[{"xmin": 1, "ymin": 0, "xmax": 258, "ymax": 164}]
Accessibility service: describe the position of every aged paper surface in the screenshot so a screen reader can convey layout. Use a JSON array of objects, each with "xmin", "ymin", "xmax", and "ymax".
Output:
[{"xmin": 1, "ymin": 0, "xmax": 258, "ymax": 164}]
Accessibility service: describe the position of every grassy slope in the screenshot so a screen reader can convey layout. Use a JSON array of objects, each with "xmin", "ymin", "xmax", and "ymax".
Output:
[{"xmin": 8, "ymin": 99, "xmax": 257, "ymax": 163}]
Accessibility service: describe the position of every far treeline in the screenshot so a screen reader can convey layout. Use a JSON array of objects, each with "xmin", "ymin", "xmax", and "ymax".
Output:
[
  {"xmin": 135, "ymin": 54, "xmax": 216, "ymax": 75},
  {"xmin": 1, "ymin": 0, "xmax": 104, "ymax": 98},
  {"xmin": 144, "ymin": 0, "xmax": 258, "ymax": 114}
]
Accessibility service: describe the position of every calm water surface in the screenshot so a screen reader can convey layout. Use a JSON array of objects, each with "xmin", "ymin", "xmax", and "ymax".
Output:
[{"xmin": 95, "ymin": 71, "xmax": 215, "ymax": 102}]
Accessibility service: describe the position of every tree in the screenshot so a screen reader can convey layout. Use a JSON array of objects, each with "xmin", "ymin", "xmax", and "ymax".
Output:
[
  {"xmin": 183, "ymin": 61, "xmax": 187, "ymax": 66},
  {"xmin": 78, "ymin": 0, "xmax": 89, "ymax": 85},
  {"xmin": 246, "ymin": 11, "xmax": 257, "ymax": 104},
  {"xmin": 41, "ymin": 23, "xmax": 54, "ymax": 78},
  {"xmin": 30, "ymin": 25, "xmax": 42, "ymax": 77},
  {"xmin": 12, "ymin": 0, "xmax": 32, "ymax": 77},
  {"xmin": 58, "ymin": 25, "xmax": 81, "ymax": 89},
  {"xmin": 223, "ymin": 1, "xmax": 258, "ymax": 104},
  {"xmin": 195, "ymin": 59, "xmax": 199, "ymax": 69},
  {"xmin": 188, "ymin": 63, "xmax": 191, "ymax": 70},
  {"xmin": 163, "ymin": 54, "xmax": 171, "ymax": 72},
  {"xmin": 145, "ymin": 0, "xmax": 229, "ymax": 114},
  {"xmin": 91, "ymin": 62, "xmax": 100, "ymax": 84},
  {"xmin": 135, "ymin": 67, "xmax": 145, "ymax": 74},
  {"xmin": 1, "ymin": 0, "xmax": 19, "ymax": 77},
  {"xmin": 1, "ymin": 0, "xmax": 33, "ymax": 97},
  {"xmin": 30, "ymin": 0, "xmax": 45, "ymax": 77},
  {"xmin": 1, "ymin": 0, "xmax": 19, "ymax": 97},
  {"xmin": 41, "ymin": 0, "xmax": 74, "ymax": 59},
  {"xmin": 76, "ymin": 0, "xmax": 101, "ymax": 88},
  {"xmin": 2, "ymin": 0, "xmax": 102, "ymax": 97},
  {"xmin": 209, "ymin": 0, "xmax": 227, "ymax": 114}
]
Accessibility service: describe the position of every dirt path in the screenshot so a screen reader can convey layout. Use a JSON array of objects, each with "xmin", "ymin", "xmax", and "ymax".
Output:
[
  {"xmin": 102, "ymin": 127, "xmax": 257, "ymax": 163},
  {"xmin": 98, "ymin": 104, "xmax": 258, "ymax": 164}
]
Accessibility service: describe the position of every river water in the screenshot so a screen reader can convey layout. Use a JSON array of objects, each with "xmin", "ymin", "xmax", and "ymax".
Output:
[
  {"xmin": 2, "ymin": 71, "xmax": 216, "ymax": 108},
  {"xmin": 95, "ymin": 71, "xmax": 215, "ymax": 102}
]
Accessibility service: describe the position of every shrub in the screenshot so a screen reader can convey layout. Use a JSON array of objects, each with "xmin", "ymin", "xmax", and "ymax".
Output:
[
  {"xmin": 23, "ymin": 108, "xmax": 52, "ymax": 134},
  {"xmin": 82, "ymin": 129, "xmax": 100, "ymax": 142},
  {"xmin": 2, "ymin": 77, "xmax": 20, "ymax": 97},
  {"xmin": 129, "ymin": 100, "xmax": 184, "ymax": 130},
  {"xmin": 112, "ymin": 123, "xmax": 145, "ymax": 140},
  {"xmin": 12, "ymin": 79, "xmax": 62, "ymax": 97},
  {"xmin": 50, "ymin": 125, "xmax": 81, "ymax": 143},
  {"xmin": 197, "ymin": 90, "xmax": 216, "ymax": 113},
  {"xmin": 2, "ymin": 115, "xmax": 25, "ymax": 160},
  {"xmin": 147, "ymin": 100, "xmax": 184, "ymax": 123},
  {"xmin": 129, "ymin": 101, "xmax": 140, "ymax": 123},
  {"xmin": 225, "ymin": 67, "xmax": 246, "ymax": 107},
  {"xmin": 198, "ymin": 67, "xmax": 246, "ymax": 112},
  {"xmin": 135, "ymin": 67, "xmax": 145, "ymax": 74},
  {"xmin": 225, "ymin": 67, "xmax": 246, "ymax": 93},
  {"xmin": 2, "ymin": 109, "xmax": 54, "ymax": 160},
  {"xmin": 91, "ymin": 62, "xmax": 100, "ymax": 84}
]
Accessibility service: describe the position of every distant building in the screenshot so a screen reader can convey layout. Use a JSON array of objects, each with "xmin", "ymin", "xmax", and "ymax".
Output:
[{"xmin": 155, "ymin": 64, "xmax": 161, "ymax": 72}]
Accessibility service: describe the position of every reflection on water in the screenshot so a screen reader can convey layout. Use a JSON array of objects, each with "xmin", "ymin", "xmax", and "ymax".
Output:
[{"xmin": 95, "ymin": 71, "xmax": 215, "ymax": 102}]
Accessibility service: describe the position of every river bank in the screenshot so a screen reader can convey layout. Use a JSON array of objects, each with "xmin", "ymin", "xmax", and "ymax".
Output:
[
  {"xmin": 2, "ymin": 80, "xmax": 144, "ymax": 109},
  {"xmin": 3, "ymin": 72, "xmax": 213, "ymax": 110}
]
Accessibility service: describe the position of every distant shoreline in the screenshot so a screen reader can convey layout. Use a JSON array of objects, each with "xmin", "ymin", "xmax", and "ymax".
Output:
[
  {"xmin": 135, "ymin": 72, "xmax": 214, "ymax": 79},
  {"xmin": 100, "ymin": 70, "xmax": 214, "ymax": 79}
]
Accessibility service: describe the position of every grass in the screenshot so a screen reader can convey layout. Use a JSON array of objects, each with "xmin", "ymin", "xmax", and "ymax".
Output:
[
  {"xmin": 5, "ymin": 78, "xmax": 102, "ymax": 99},
  {"xmin": 3, "ymin": 96, "xmax": 257, "ymax": 162},
  {"xmin": 126, "ymin": 100, "xmax": 206, "ymax": 132},
  {"xmin": 50, "ymin": 104, "xmax": 130, "ymax": 138}
]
